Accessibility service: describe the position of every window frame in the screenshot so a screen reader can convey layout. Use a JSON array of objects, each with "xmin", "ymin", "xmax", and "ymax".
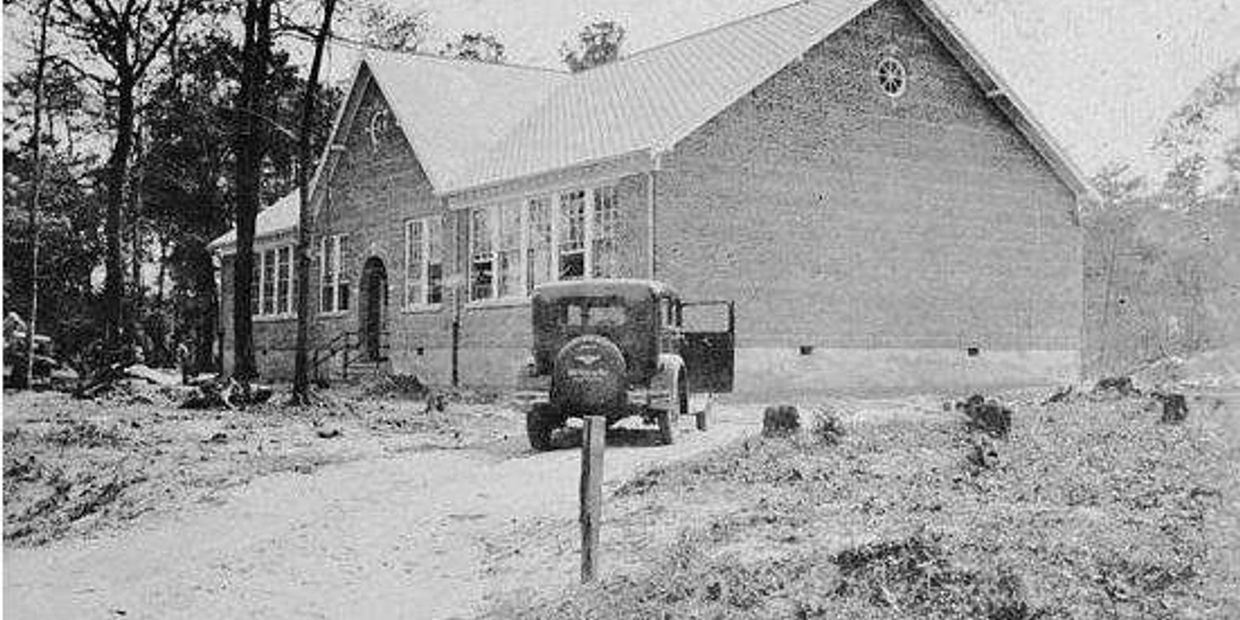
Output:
[
  {"xmin": 464, "ymin": 181, "xmax": 624, "ymax": 307},
  {"xmin": 318, "ymin": 233, "xmax": 350, "ymax": 315},
  {"xmin": 403, "ymin": 216, "xmax": 444, "ymax": 311},
  {"xmin": 250, "ymin": 241, "xmax": 296, "ymax": 320},
  {"xmin": 876, "ymin": 56, "xmax": 907, "ymax": 98}
]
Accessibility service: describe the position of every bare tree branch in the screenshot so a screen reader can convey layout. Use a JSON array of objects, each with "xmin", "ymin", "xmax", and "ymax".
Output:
[{"xmin": 134, "ymin": 0, "xmax": 188, "ymax": 78}]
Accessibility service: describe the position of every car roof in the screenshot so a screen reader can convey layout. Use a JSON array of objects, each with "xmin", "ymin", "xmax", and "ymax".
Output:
[{"xmin": 532, "ymin": 279, "xmax": 678, "ymax": 303}]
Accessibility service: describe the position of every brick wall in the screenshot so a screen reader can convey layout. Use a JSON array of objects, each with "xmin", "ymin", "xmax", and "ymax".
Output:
[
  {"xmin": 655, "ymin": 0, "xmax": 1082, "ymax": 382},
  {"xmin": 219, "ymin": 1, "xmax": 1084, "ymax": 391},
  {"xmin": 219, "ymin": 75, "xmax": 651, "ymax": 385}
]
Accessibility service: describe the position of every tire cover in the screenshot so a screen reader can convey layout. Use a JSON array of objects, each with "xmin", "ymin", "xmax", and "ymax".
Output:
[{"xmin": 551, "ymin": 335, "xmax": 626, "ymax": 412}]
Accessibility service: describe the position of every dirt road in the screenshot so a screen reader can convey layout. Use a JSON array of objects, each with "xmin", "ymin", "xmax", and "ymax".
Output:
[{"xmin": 3, "ymin": 403, "xmax": 765, "ymax": 619}]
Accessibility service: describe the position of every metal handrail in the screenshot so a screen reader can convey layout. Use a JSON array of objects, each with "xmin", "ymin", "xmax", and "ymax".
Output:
[
  {"xmin": 310, "ymin": 329, "xmax": 391, "ymax": 381},
  {"xmin": 309, "ymin": 330, "xmax": 355, "ymax": 380}
]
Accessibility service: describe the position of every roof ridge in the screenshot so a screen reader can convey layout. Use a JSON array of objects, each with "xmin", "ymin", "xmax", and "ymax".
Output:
[
  {"xmin": 579, "ymin": 0, "xmax": 813, "ymax": 72},
  {"xmin": 366, "ymin": 48, "xmax": 570, "ymax": 75}
]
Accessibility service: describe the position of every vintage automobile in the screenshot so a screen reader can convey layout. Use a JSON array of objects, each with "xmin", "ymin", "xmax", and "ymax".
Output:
[{"xmin": 519, "ymin": 279, "xmax": 734, "ymax": 451}]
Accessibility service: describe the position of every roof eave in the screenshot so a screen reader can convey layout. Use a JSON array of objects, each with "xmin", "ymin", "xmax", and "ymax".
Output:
[
  {"xmin": 208, "ymin": 226, "xmax": 299, "ymax": 256},
  {"xmin": 442, "ymin": 147, "xmax": 659, "ymax": 204}
]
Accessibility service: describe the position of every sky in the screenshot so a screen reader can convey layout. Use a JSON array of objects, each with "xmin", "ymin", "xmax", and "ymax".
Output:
[
  {"xmin": 374, "ymin": 0, "xmax": 1240, "ymax": 179},
  {"xmin": 4, "ymin": 0, "xmax": 1239, "ymax": 179}
]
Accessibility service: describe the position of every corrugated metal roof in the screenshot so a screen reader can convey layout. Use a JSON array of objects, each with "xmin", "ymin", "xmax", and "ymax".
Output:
[
  {"xmin": 446, "ymin": 0, "xmax": 875, "ymax": 192},
  {"xmin": 365, "ymin": 52, "xmax": 569, "ymax": 190},
  {"xmin": 211, "ymin": 55, "xmax": 568, "ymax": 250},
  {"xmin": 211, "ymin": 0, "xmax": 1092, "ymax": 252},
  {"xmin": 208, "ymin": 190, "xmax": 300, "ymax": 251}
]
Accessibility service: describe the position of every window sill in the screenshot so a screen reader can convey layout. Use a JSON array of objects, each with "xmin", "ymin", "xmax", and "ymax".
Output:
[
  {"xmin": 318, "ymin": 310, "xmax": 350, "ymax": 319},
  {"xmin": 253, "ymin": 314, "xmax": 296, "ymax": 323},
  {"xmin": 401, "ymin": 304, "xmax": 443, "ymax": 314},
  {"xmin": 465, "ymin": 297, "xmax": 531, "ymax": 310}
]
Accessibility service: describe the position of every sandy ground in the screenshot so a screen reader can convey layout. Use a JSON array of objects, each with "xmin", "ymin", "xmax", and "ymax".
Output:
[
  {"xmin": 6, "ymin": 383, "xmax": 1234, "ymax": 619},
  {"xmin": 2, "ymin": 393, "xmax": 765, "ymax": 620}
]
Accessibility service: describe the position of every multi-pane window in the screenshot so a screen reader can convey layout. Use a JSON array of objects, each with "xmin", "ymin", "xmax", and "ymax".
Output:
[
  {"xmin": 262, "ymin": 249, "xmax": 276, "ymax": 314},
  {"xmin": 427, "ymin": 218, "xmax": 443, "ymax": 304},
  {"xmin": 526, "ymin": 196, "xmax": 553, "ymax": 294},
  {"xmin": 466, "ymin": 183, "xmax": 622, "ymax": 302},
  {"xmin": 406, "ymin": 219, "xmax": 424, "ymax": 307},
  {"xmin": 404, "ymin": 216, "xmax": 444, "ymax": 308},
  {"xmin": 592, "ymin": 185, "xmax": 621, "ymax": 278},
  {"xmin": 250, "ymin": 244, "xmax": 295, "ymax": 317},
  {"xmin": 319, "ymin": 234, "xmax": 350, "ymax": 313},
  {"xmin": 470, "ymin": 203, "xmax": 524, "ymax": 302},
  {"xmin": 496, "ymin": 203, "xmax": 522, "ymax": 298},
  {"xmin": 558, "ymin": 189, "xmax": 587, "ymax": 280},
  {"xmin": 276, "ymin": 247, "xmax": 291, "ymax": 313},
  {"xmin": 470, "ymin": 207, "xmax": 493, "ymax": 302}
]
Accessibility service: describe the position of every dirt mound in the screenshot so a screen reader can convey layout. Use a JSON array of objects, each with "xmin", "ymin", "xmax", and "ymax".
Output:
[
  {"xmin": 499, "ymin": 392, "xmax": 1233, "ymax": 619},
  {"xmin": 833, "ymin": 531, "xmax": 1039, "ymax": 619},
  {"xmin": 4, "ymin": 449, "xmax": 147, "ymax": 545}
]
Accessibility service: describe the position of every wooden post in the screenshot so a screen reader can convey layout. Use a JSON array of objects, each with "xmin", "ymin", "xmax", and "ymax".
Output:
[{"xmin": 580, "ymin": 415, "xmax": 605, "ymax": 583}]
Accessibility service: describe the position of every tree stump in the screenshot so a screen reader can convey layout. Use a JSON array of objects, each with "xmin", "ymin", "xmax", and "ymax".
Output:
[
  {"xmin": 956, "ymin": 395, "xmax": 1012, "ymax": 439},
  {"xmin": 762, "ymin": 405, "xmax": 800, "ymax": 437},
  {"xmin": 1154, "ymin": 392, "xmax": 1188, "ymax": 424},
  {"xmin": 1094, "ymin": 376, "xmax": 1139, "ymax": 398}
]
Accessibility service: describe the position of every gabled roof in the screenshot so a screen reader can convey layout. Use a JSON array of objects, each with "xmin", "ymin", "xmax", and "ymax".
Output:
[
  {"xmin": 448, "ymin": 0, "xmax": 875, "ymax": 193},
  {"xmin": 208, "ymin": 190, "xmax": 299, "ymax": 251},
  {"xmin": 362, "ymin": 52, "xmax": 569, "ymax": 190},
  {"xmin": 439, "ymin": 0, "xmax": 1091, "ymax": 199},
  {"xmin": 214, "ymin": 0, "xmax": 1095, "ymax": 252},
  {"xmin": 904, "ymin": 0, "xmax": 1096, "ymax": 201}
]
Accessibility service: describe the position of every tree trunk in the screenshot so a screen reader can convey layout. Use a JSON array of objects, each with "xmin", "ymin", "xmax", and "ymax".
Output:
[
  {"xmin": 21, "ymin": 0, "xmax": 53, "ymax": 389},
  {"xmin": 131, "ymin": 198, "xmax": 143, "ymax": 348},
  {"xmin": 292, "ymin": 0, "xmax": 338, "ymax": 402},
  {"xmin": 232, "ymin": 0, "xmax": 274, "ymax": 381},
  {"xmin": 104, "ymin": 71, "xmax": 136, "ymax": 356}
]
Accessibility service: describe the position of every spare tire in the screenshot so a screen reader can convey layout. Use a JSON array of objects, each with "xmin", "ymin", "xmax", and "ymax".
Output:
[{"xmin": 551, "ymin": 335, "xmax": 626, "ymax": 414}]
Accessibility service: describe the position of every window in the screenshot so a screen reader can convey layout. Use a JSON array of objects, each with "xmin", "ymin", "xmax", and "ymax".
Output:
[
  {"xmin": 470, "ymin": 207, "xmax": 494, "ymax": 301},
  {"xmin": 560, "ymin": 300, "xmax": 628, "ymax": 328},
  {"xmin": 261, "ymin": 248, "xmax": 276, "ymax": 315},
  {"xmin": 404, "ymin": 216, "xmax": 444, "ymax": 308},
  {"xmin": 319, "ymin": 234, "xmax": 350, "ymax": 313},
  {"xmin": 465, "ymin": 182, "xmax": 623, "ymax": 302},
  {"xmin": 276, "ymin": 247, "xmax": 292, "ymax": 314},
  {"xmin": 470, "ymin": 203, "xmax": 524, "ymax": 301},
  {"xmin": 526, "ymin": 196, "xmax": 553, "ymax": 294},
  {"xmin": 367, "ymin": 108, "xmax": 393, "ymax": 153},
  {"xmin": 250, "ymin": 244, "xmax": 295, "ymax": 318},
  {"xmin": 592, "ymin": 185, "xmax": 621, "ymax": 278},
  {"xmin": 427, "ymin": 219, "xmax": 443, "ymax": 304},
  {"xmin": 496, "ymin": 203, "xmax": 522, "ymax": 298},
  {"xmin": 559, "ymin": 190, "xmax": 586, "ymax": 280},
  {"xmin": 876, "ymin": 56, "xmax": 907, "ymax": 98}
]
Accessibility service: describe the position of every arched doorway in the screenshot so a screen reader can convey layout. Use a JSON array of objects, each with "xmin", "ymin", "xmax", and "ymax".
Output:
[{"xmin": 360, "ymin": 257, "xmax": 388, "ymax": 361}]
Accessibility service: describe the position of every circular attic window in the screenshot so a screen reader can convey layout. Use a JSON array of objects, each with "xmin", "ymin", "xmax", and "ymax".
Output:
[
  {"xmin": 876, "ymin": 57, "xmax": 907, "ymax": 98},
  {"xmin": 367, "ymin": 108, "xmax": 392, "ymax": 152}
]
